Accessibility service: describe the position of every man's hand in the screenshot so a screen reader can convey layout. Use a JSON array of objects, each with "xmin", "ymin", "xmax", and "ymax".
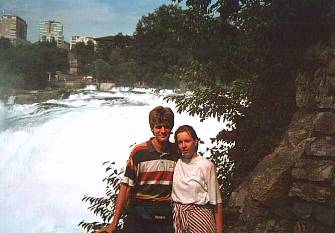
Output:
[{"xmin": 95, "ymin": 223, "xmax": 117, "ymax": 233}]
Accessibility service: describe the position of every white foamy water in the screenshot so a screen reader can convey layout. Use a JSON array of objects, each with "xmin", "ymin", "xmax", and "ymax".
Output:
[{"xmin": 0, "ymin": 87, "xmax": 223, "ymax": 233}]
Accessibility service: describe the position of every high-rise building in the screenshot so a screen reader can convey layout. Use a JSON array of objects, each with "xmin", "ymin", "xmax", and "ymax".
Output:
[
  {"xmin": 39, "ymin": 20, "xmax": 65, "ymax": 48},
  {"xmin": 0, "ymin": 14, "xmax": 28, "ymax": 46}
]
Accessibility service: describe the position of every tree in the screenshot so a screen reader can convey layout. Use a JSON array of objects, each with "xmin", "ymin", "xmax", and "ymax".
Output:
[
  {"xmin": 94, "ymin": 59, "xmax": 112, "ymax": 81},
  {"xmin": 0, "ymin": 44, "xmax": 68, "ymax": 90},
  {"xmin": 167, "ymin": 0, "xmax": 334, "ymax": 201},
  {"xmin": 72, "ymin": 41, "xmax": 95, "ymax": 75},
  {"xmin": 94, "ymin": 34, "xmax": 138, "ymax": 85},
  {"xmin": 133, "ymin": 4, "xmax": 190, "ymax": 87},
  {"xmin": 0, "ymin": 37, "xmax": 11, "ymax": 49}
]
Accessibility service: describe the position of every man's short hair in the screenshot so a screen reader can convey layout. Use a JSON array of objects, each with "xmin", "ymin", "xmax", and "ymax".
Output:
[{"xmin": 149, "ymin": 106, "xmax": 174, "ymax": 130}]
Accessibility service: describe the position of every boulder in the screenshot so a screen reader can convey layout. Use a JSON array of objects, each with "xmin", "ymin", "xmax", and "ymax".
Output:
[
  {"xmin": 312, "ymin": 205, "xmax": 335, "ymax": 227},
  {"xmin": 313, "ymin": 112, "xmax": 335, "ymax": 135},
  {"xmin": 305, "ymin": 137, "xmax": 335, "ymax": 158},
  {"xmin": 288, "ymin": 182, "xmax": 331, "ymax": 203},
  {"xmin": 292, "ymin": 159, "xmax": 335, "ymax": 182},
  {"xmin": 296, "ymin": 67, "xmax": 335, "ymax": 110},
  {"xmin": 248, "ymin": 112, "xmax": 314, "ymax": 206},
  {"xmin": 293, "ymin": 202, "xmax": 313, "ymax": 219}
]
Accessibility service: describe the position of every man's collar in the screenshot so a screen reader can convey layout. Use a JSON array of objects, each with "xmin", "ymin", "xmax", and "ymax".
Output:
[{"xmin": 147, "ymin": 137, "xmax": 172, "ymax": 153}]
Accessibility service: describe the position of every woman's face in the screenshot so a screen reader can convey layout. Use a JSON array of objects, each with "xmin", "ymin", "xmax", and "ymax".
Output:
[{"xmin": 176, "ymin": 131, "xmax": 197, "ymax": 159}]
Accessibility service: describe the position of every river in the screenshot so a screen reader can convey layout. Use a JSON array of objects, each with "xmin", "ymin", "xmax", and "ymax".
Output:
[{"xmin": 0, "ymin": 86, "xmax": 223, "ymax": 233}]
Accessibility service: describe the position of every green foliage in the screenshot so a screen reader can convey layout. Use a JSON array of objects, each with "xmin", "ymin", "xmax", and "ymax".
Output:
[
  {"xmin": 72, "ymin": 41, "xmax": 95, "ymax": 75},
  {"xmin": 94, "ymin": 59, "xmax": 113, "ymax": 81},
  {"xmin": 94, "ymin": 34, "xmax": 138, "ymax": 85},
  {"xmin": 167, "ymin": 0, "xmax": 335, "ymax": 200},
  {"xmin": 0, "ymin": 43, "xmax": 68, "ymax": 90},
  {"xmin": 79, "ymin": 161, "xmax": 125, "ymax": 233},
  {"xmin": 89, "ymin": 6, "xmax": 190, "ymax": 88},
  {"xmin": 0, "ymin": 37, "xmax": 11, "ymax": 49},
  {"xmin": 133, "ymin": 4, "xmax": 190, "ymax": 87}
]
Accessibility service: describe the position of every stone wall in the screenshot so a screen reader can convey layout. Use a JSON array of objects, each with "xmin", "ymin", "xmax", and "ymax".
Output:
[{"xmin": 227, "ymin": 41, "xmax": 335, "ymax": 232}]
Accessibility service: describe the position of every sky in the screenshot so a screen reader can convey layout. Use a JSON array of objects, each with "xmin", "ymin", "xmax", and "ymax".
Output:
[{"xmin": 0, "ymin": 0, "xmax": 174, "ymax": 42}]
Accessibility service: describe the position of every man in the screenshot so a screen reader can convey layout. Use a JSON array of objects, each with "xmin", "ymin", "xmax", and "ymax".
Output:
[{"xmin": 97, "ymin": 106, "xmax": 178, "ymax": 233}]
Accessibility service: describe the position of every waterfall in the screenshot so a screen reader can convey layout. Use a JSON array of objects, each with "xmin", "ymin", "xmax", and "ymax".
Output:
[{"xmin": 0, "ymin": 87, "xmax": 224, "ymax": 233}]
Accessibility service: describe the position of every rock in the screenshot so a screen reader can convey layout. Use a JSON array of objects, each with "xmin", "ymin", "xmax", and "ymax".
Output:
[
  {"xmin": 293, "ymin": 202, "xmax": 313, "ymax": 219},
  {"xmin": 292, "ymin": 159, "xmax": 335, "ymax": 182},
  {"xmin": 270, "ymin": 205, "xmax": 295, "ymax": 220},
  {"xmin": 293, "ymin": 203, "xmax": 335, "ymax": 227},
  {"xmin": 249, "ymin": 152, "xmax": 293, "ymax": 206},
  {"xmin": 13, "ymin": 89, "xmax": 73, "ymax": 104},
  {"xmin": 98, "ymin": 82, "xmax": 115, "ymax": 91},
  {"xmin": 296, "ymin": 68, "xmax": 335, "ymax": 110},
  {"xmin": 288, "ymin": 182, "xmax": 331, "ymax": 203},
  {"xmin": 315, "ymin": 76, "xmax": 335, "ymax": 109},
  {"xmin": 312, "ymin": 205, "xmax": 335, "ymax": 226},
  {"xmin": 227, "ymin": 37, "xmax": 335, "ymax": 233},
  {"xmin": 254, "ymin": 218, "xmax": 291, "ymax": 233},
  {"xmin": 228, "ymin": 179, "xmax": 250, "ymax": 214},
  {"xmin": 313, "ymin": 112, "xmax": 335, "ymax": 135},
  {"xmin": 237, "ymin": 196, "xmax": 269, "ymax": 231},
  {"xmin": 305, "ymin": 137, "xmax": 335, "ymax": 158},
  {"xmin": 293, "ymin": 220, "xmax": 332, "ymax": 233},
  {"xmin": 305, "ymin": 137, "xmax": 335, "ymax": 157},
  {"xmin": 296, "ymin": 72, "xmax": 315, "ymax": 109},
  {"xmin": 328, "ymin": 58, "xmax": 335, "ymax": 76},
  {"xmin": 249, "ymin": 115, "xmax": 313, "ymax": 206}
]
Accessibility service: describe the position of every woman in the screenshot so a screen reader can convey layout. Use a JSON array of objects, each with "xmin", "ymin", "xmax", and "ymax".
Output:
[{"xmin": 172, "ymin": 125, "xmax": 223, "ymax": 233}]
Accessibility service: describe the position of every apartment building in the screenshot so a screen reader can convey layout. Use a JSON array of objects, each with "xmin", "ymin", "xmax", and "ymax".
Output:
[
  {"xmin": 39, "ymin": 20, "xmax": 66, "ymax": 49},
  {"xmin": 0, "ymin": 14, "xmax": 28, "ymax": 46}
]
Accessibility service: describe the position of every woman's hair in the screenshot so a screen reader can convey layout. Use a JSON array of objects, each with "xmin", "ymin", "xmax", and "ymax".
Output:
[
  {"xmin": 174, "ymin": 125, "xmax": 199, "ymax": 150},
  {"xmin": 149, "ymin": 106, "xmax": 174, "ymax": 130}
]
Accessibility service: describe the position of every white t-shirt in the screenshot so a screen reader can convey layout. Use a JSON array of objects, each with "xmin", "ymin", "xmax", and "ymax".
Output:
[{"xmin": 171, "ymin": 155, "xmax": 222, "ymax": 205}]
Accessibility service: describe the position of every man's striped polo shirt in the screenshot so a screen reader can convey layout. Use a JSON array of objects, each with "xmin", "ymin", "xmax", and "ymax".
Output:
[{"xmin": 121, "ymin": 139, "xmax": 179, "ymax": 202}]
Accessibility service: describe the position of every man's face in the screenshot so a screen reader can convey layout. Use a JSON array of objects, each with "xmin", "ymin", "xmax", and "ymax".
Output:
[{"xmin": 152, "ymin": 123, "xmax": 172, "ymax": 143}]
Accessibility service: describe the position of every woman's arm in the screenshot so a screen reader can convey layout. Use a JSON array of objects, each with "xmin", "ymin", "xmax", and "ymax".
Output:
[{"xmin": 214, "ymin": 203, "xmax": 224, "ymax": 233}]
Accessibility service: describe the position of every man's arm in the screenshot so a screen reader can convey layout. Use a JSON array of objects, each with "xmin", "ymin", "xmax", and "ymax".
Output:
[
  {"xmin": 96, "ymin": 184, "xmax": 132, "ymax": 233},
  {"xmin": 214, "ymin": 203, "xmax": 224, "ymax": 233}
]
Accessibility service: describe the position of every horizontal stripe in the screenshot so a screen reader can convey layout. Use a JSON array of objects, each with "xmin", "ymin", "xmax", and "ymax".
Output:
[
  {"xmin": 139, "ymin": 159, "xmax": 176, "ymax": 173},
  {"xmin": 139, "ymin": 180, "xmax": 172, "ymax": 185},
  {"xmin": 121, "ymin": 176, "xmax": 135, "ymax": 186},
  {"xmin": 139, "ymin": 171, "xmax": 174, "ymax": 183}
]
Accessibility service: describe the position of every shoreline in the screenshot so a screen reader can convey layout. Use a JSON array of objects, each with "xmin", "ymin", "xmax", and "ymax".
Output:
[{"xmin": 0, "ymin": 88, "xmax": 73, "ymax": 104}]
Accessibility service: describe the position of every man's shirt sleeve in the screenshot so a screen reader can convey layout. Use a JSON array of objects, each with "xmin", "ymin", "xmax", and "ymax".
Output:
[{"xmin": 121, "ymin": 149, "xmax": 137, "ymax": 187}]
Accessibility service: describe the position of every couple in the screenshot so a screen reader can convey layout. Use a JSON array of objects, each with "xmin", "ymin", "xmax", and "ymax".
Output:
[{"xmin": 97, "ymin": 106, "xmax": 223, "ymax": 233}]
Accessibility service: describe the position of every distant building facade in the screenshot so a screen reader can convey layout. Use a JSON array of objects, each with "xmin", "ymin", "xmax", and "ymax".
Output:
[
  {"xmin": 39, "ymin": 20, "xmax": 66, "ymax": 49},
  {"xmin": 0, "ymin": 14, "xmax": 28, "ymax": 46},
  {"xmin": 70, "ymin": 35, "xmax": 96, "ymax": 50}
]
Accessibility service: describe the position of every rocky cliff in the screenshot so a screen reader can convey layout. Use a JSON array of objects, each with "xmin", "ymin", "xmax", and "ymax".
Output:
[{"xmin": 227, "ymin": 33, "xmax": 335, "ymax": 233}]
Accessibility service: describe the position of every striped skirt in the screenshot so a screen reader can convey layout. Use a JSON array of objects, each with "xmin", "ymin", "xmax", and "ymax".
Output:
[{"xmin": 173, "ymin": 203, "xmax": 215, "ymax": 233}]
